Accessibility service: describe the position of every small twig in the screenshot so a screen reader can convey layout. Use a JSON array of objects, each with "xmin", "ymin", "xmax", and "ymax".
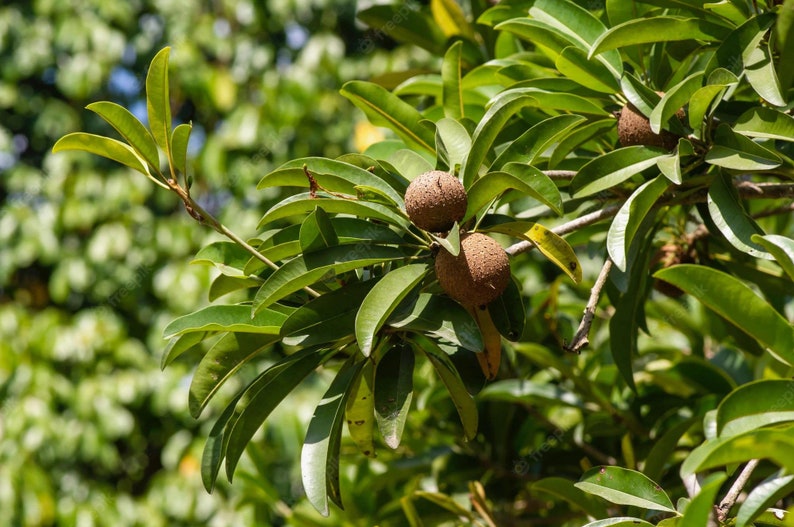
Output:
[
  {"xmin": 715, "ymin": 459, "xmax": 760, "ymax": 523},
  {"xmin": 565, "ymin": 258, "xmax": 613, "ymax": 354}
]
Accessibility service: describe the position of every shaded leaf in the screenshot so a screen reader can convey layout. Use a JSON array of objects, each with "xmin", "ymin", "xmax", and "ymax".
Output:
[
  {"xmin": 649, "ymin": 72, "xmax": 701, "ymax": 135},
  {"xmin": 388, "ymin": 293, "xmax": 483, "ymax": 351},
  {"xmin": 201, "ymin": 389, "xmax": 244, "ymax": 492},
  {"xmin": 355, "ymin": 264, "xmax": 429, "ymax": 356},
  {"xmin": 375, "ymin": 341, "xmax": 415, "ymax": 449},
  {"xmin": 682, "ymin": 425, "xmax": 794, "ymax": 476},
  {"xmin": 488, "ymin": 276, "xmax": 525, "ymax": 341},
  {"xmin": 734, "ymin": 107, "xmax": 794, "ymax": 142},
  {"xmin": 300, "ymin": 207, "xmax": 339, "ymax": 254},
  {"xmin": 707, "ymin": 174, "xmax": 772, "ymax": 260},
  {"xmin": 193, "ymin": 241, "xmax": 253, "ymax": 277},
  {"xmin": 679, "ymin": 473, "xmax": 726, "ymax": 527},
  {"xmin": 161, "ymin": 331, "xmax": 210, "ymax": 370},
  {"xmin": 736, "ymin": 473, "xmax": 794, "ymax": 527},
  {"xmin": 575, "ymin": 466, "xmax": 675, "ymax": 513},
  {"xmin": 581, "ymin": 518, "xmax": 655, "ymax": 527},
  {"xmin": 345, "ymin": 360, "xmax": 377, "ymax": 458},
  {"xmin": 357, "ymin": 4, "xmax": 446, "ymax": 55},
  {"xmin": 556, "ymin": 46, "xmax": 619, "ymax": 93},
  {"xmin": 479, "ymin": 378, "xmax": 584, "ymax": 408},
  {"xmin": 752, "ymin": 234, "xmax": 794, "ymax": 281},
  {"xmin": 258, "ymin": 193, "xmax": 410, "ymax": 230},
  {"xmin": 491, "ymin": 114, "xmax": 586, "ymax": 172},
  {"xmin": 654, "ymin": 265, "xmax": 794, "ymax": 365},
  {"xmin": 532, "ymin": 477, "xmax": 609, "ymax": 519}
]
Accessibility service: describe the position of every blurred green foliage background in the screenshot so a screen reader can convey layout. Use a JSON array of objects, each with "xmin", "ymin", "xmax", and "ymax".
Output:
[{"xmin": 0, "ymin": 1, "xmax": 434, "ymax": 524}]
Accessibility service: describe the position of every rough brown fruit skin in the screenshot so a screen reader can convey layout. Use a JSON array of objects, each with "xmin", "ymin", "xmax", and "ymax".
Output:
[
  {"xmin": 404, "ymin": 170, "xmax": 467, "ymax": 232},
  {"xmin": 435, "ymin": 232, "xmax": 511, "ymax": 307},
  {"xmin": 617, "ymin": 102, "xmax": 681, "ymax": 150}
]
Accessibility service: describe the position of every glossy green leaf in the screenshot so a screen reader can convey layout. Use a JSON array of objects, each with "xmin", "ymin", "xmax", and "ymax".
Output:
[
  {"xmin": 163, "ymin": 305, "xmax": 287, "ymax": 339},
  {"xmin": 86, "ymin": 101, "xmax": 160, "ymax": 170},
  {"xmin": 300, "ymin": 207, "xmax": 339, "ymax": 254},
  {"xmin": 345, "ymin": 360, "xmax": 377, "ymax": 458},
  {"xmin": 201, "ymin": 389, "xmax": 243, "ymax": 492},
  {"xmin": 488, "ymin": 276, "xmax": 525, "ymax": 341},
  {"xmin": 548, "ymin": 119, "xmax": 615, "ymax": 168},
  {"xmin": 208, "ymin": 275, "xmax": 262, "ymax": 302},
  {"xmin": 355, "ymin": 264, "xmax": 429, "ymax": 356},
  {"xmin": 734, "ymin": 107, "xmax": 794, "ymax": 141},
  {"xmin": 654, "ymin": 265, "xmax": 794, "ymax": 365},
  {"xmin": 736, "ymin": 473, "xmax": 794, "ymax": 527},
  {"xmin": 461, "ymin": 94, "xmax": 535, "ymax": 187},
  {"xmin": 281, "ymin": 280, "xmax": 377, "ymax": 348},
  {"xmin": 479, "ymin": 378, "xmax": 584, "ymax": 407},
  {"xmin": 705, "ymin": 13, "xmax": 775, "ymax": 77},
  {"xmin": 170, "ymin": 122, "xmax": 192, "ymax": 175},
  {"xmin": 570, "ymin": 146, "xmax": 667, "ymax": 198},
  {"xmin": 495, "ymin": 87, "xmax": 610, "ymax": 116},
  {"xmin": 752, "ymin": 234, "xmax": 794, "ymax": 281},
  {"xmin": 412, "ymin": 333, "xmax": 478, "ymax": 440},
  {"xmin": 656, "ymin": 147, "xmax": 683, "ymax": 185},
  {"xmin": 441, "ymin": 41, "xmax": 464, "ymax": 119},
  {"xmin": 52, "ymin": 133, "xmax": 150, "ymax": 176},
  {"xmin": 435, "ymin": 118, "xmax": 472, "ymax": 171},
  {"xmin": 680, "ymin": 472, "xmax": 726, "ymax": 527},
  {"xmin": 581, "ymin": 519, "xmax": 655, "ymax": 527},
  {"xmin": 485, "ymin": 221, "xmax": 581, "ymax": 283},
  {"xmin": 161, "ymin": 331, "xmax": 209, "ymax": 370},
  {"xmin": 257, "ymin": 157, "xmax": 404, "ymax": 207},
  {"xmin": 387, "ymin": 149, "xmax": 435, "ymax": 182},
  {"xmin": 464, "ymin": 167, "xmax": 562, "ymax": 221},
  {"xmin": 556, "ymin": 46, "xmax": 619, "ymax": 93},
  {"xmin": 192, "ymin": 241, "xmax": 252, "ymax": 277},
  {"xmin": 745, "ymin": 41, "xmax": 786, "ymax": 107},
  {"xmin": 528, "ymin": 0, "xmax": 623, "ymax": 78},
  {"xmin": 591, "ymin": 17, "xmax": 728, "ymax": 57},
  {"xmin": 356, "ymin": 4, "xmax": 446, "ymax": 55},
  {"xmin": 375, "ymin": 341, "xmax": 415, "ymax": 449},
  {"xmin": 608, "ymin": 176, "xmax": 669, "ymax": 272},
  {"xmin": 491, "ymin": 114, "xmax": 586, "ymax": 172},
  {"xmin": 707, "ymin": 174, "xmax": 772, "ymax": 260},
  {"xmin": 252, "ymin": 245, "xmax": 408, "ymax": 312},
  {"xmin": 258, "ymin": 193, "xmax": 410, "ymax": 230},
  {"xmin": 341, "ymin": 81, "xmax": 436, "ymax": 154},
  {"xmin": 302, "ymin": 355, "xmax": 363, "ymax": 515},
  {"xmin": 649, "ymin": 72, "xmax": 701, "ymax": 135},
  {"xmin": 532, "ymin": 477, "xmax": 609, "ymax": 519},
  {"xmin": 777, "ymin": 0, "xmax": 794, "ymax": 91},
  {"xmin": 717, "ymin": 380, "xmax": 794, "ymax": 437},
  {"xmin": 146, "ymin": 47, "xmax": 172, "ymax": 155},
  {"xmin": 388, "ymin": 293, "xmax": 483, "ymax": 351},
  {"xmin": 189, "ymin": 332, "xmax": 280, "ymax": 418},
  {"xmin": 620, "ymin": 73, "xmax": 661, "ymax": 116},
  {"xmin": 688, "ymin": 84, "xmax": 730, "ymax": 132},
  {"xmin": 575, "ymin": 466, "xmax": 675, "ymax": 513},
  {"xmin": 682, "ymin": 425, "xmax": 794, "ymax": 476},
  {"xmin": 495, "ymin": 18, "xmax": 576, "ymax": 61},
  {"xmin": 223, "ymin": 346, "xmax": 337, "ymax": 480}
]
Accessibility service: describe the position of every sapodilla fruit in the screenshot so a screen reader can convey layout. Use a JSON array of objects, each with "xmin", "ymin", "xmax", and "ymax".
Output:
[
  {"xmin": 404, "ymin": 170, "xmax": 467, "ymax": 232},
  {"xmin": 435, "ymin": 232, "xmax": 511, "ymax": 307},
  {"xmin": 617, "ymin": 100, "xmax": 682, "ymax": 151}
]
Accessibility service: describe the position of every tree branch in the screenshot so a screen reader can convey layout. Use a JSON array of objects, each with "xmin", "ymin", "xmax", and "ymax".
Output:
[
  {"xmin": 565, "ymin": 258, "xmax": 613, "ymax": 354},
  {"xmin": 716, "ymin": 459, "xmax": 760, "ymax": 523}
]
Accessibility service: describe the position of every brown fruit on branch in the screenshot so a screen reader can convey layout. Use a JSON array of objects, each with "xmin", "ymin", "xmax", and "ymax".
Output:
[
  {"xmin": 404, "ymin": 170, "xmax": 467, "ymax": 232},
  {"xmin": 617, "ymin": 101, "xmax": 682, "ymax": 151},
  {"xmin": 435, "ymin": 232, "xmax": 511, "ymax": 307}
]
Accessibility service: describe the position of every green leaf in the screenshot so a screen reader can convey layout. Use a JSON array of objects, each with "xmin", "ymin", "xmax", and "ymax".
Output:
[
  {"xmin": 258, "ymin": 193, "xmax": 410, "ymax": 230},
  {"xmin": 532, "ymin": 478, "xmax": 609, "ymax": 519},
  {"xmin": 201, "ymin": 389, "xmax": 244, "ymax": 492},
  {"xmin": 736, "ymin": 473, "xmax": 794, "ymax": 527},
  {"xmin": 86, "ymin": 101, "xmax": 160, "ymax": 170},
  {"xmin": 189, "ymin": 332, "xmax": 280, "ymax": 418},
  {"xmin": 431, "ymin": 0, "xmax": 474, "ymax": 39},
  {"xmin": 777, "ymin": 0, "xmax": 794, "ymax": 91},
  {"xmin": 488, "ymin": 276, "xmax": 525, "ymax": 341},
  {"xmin": 706, "ymin": 174, "xmax": 772, "ymax": 260},
  {"xmin": 752, "ymin": 234, "xmax": 794, "ymax": 281},
  {"xmin": 163, "ymin": 305, "xmax": 287, "ymax": 339},
  {"xmin": 464, "ymin": 166, "xmax": 562, "ymax": 221},
  {"xmin": 345, "ymin": 360, "xmax": 377, "ymax": 458},
  {"xmin": 590, "ymin": 17, "xmax": 728, "ymax": 57},
  {"xmin": 52, "ymin": 133, "xmax": 150, "ymax": 176},
  {"xmin": 192, "ymin": 241, "xmax": 253, "ymax": 277},
  {"xmin": 607, "ymin": 176, "xmax": 669, "ymax": 272},
  {"xmin": 225, "ymin": 346, "xmax": 337, "ymax": 480},
  {"xmin": 570, "ymin": 146, "xmax": 667, "ymax": 198},
  {"xmin": 496, "ymin": 18, "xmax": 577, "ymax": 62},
  {"xmin": 549, "ymin": 119, "xmax": 616, "ymax": 169},
  {"xmin": 161, "ymin": 331, "xmax": 209, "ymax": 370},
  {"xmin": 745, "ymin": 40, "xmax": 786, "ymax": 107},
  {"xmin": 653, "ymin": 265, "xmax": 794, "ymax": 365},
  {"xmin": 643, "ymin": 417, "xmax": 698, "ymax": 483},
  {"xmin": 387, "ymin": 149, "xmax": 435, "ymax": 182},
  {"xmin": 252, "ymin": 245, "xmax": 408, "ymax": 312},
  {"xmin": 281, "ymin": 280, "xmax": 377, "ymax": 347},
  {"xmin": 556, "ymin": 46, "xmax": 619, "ymax": 93},
  {"xmin": 716, "ymin": 380, "xmax": 794, "ymax": 437},
  {"xmin": 441, "ymin": 41, "xmax": 464, "ymax": 119},
  {"xmin": 258, "ymin": 157, "xmax": 404, "ymax": 208},
  {"xmin": 649, "ymin": 72, "xmax": 701, "ymax": 135},
  {"xmin": 734, "ymin": 107, "xmax": 794, "ymax": 142},
  {"xmin": 300, "ymin": 207, "xmax": 339, "ymax": 254},
  {"xmin": 688, "ymin": 84, "xmax": 731, "ymax": 132},
  {"xmin": 495, "ymin": 87, "xmax": 611, "ymax": 116},
  {"xmin": 412, "ymin": 333, "xmax": 478, "ymax": 440},
  {"xmin": 461, "ymin": 94, "xmax": 536, "ymax": 187},
  {"xmin": 575, "ymin": 466, "xmax": 675, "ymax": 513},
  {"xmin": 581, "ymin": 518, "xmax": 655, "ymax": 527},
  {"xmin": 356, "ymin": 4, "xmax": 446, "ymax": 55},
  {"xmin": 341, "ymin": 81, "xmax": 436, "ymax": 154},
  {"xmin": 491, "ymin": 114, "xmax": 586, "ymax": 172},
  {"xmin": 706, "ymin": 124, "xmax": 782, "ymax": 170},
  {"xmin": 679, "ymin": 473, "xmax": 727, "ymax": 527},
  {"xmin": 479, "ymin": 378, "xmax": 584, "ymax": 408},
  {"xmin": 170, "ymin": 122, "xmax": 192, "ymax": 175},
  {"xmin": 485, "ymin": 221, "xmax": 581, "ymax": 283},
  {"xmin": 302, "ymin": 354, "xmax": 364, "ymax": 516},
  {"xmin": 209, "ymin": 275, "xmax": 262, "ymax": 302},
  {"xmin": 435, "ymin": 118, "xmax": 472, "ymax": 171},
  {"xmin": 375, "ymin": 341, "xmax": 415, "ymax": 449},
  {"xmin": 355, "ymin": 264, "xmax": 429, "ymax": 356},
  {"xmin": 146, "ymin": 47, "xmax": 172, "ymax": 155},
  {"xmin": 388, "ymin": 293, "xmax": 483, "ymax": 351},
  {"xmin": 682, "ymin": 426, "xmax": 794, "ymax": 476}
]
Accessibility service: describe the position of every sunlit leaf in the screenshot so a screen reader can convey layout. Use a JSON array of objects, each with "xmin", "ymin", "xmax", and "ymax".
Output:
[
  {"xmin": 163, "ymin": 305, "xmax": 287, "ymax": 339},
  {"xmin": 86, "ymin": 101, "xmax": 160, "ymax": 170},
  {"xmin": 146, "ymin": 47, "xmax": 172, "ymax": 155},
  {"xmin": 258, "ymin": 193, "xmax": 410, "ymax": 230},
  {"xmin": 170, "ymin": 122, "xmax": 192, "ymax": 175},
  {"xmin": 570, "ymin": 146, "xmax": 667, "ymax": 198},
  {"xmin": 736, "ymin": 473, "xmax": 794, "ymax": 527},
  {"xmin": 591, "ymin": 17, "xmax": 728, "ymax": 57},
  {"xmin": 707, "ymin": 174, "xmax": 772, "ymax": 260},
  {"xmin": 161, "ymin": 331, "xmax": 210, "ymax": 370},
  {"xmin": 649, "ymin": 72, "xmax": 701, "ymax": 135},
  {"xmin": 464, "ymin": 166, "xmax": 562, "ymax": 221},
  {"xmin": 752, "ymin": 234, "xmax": 794, "ymax": 281},
  {"xmin": 575, "ymin": 466, "xmax": 675, "ymax": 513},
  {"xmin": 679, "ymin": 473, "xmax": 726, "ymax": 526},
  {"xmin": 53, "ymin": 133, "xmax": 151, "ymax": 177},
  {"xmin": 734, "ymin": 107, "xmax": 794, "ymax": 142},
  {"xmin": 345, "ymin": 360, "xmax": 377, "ymax": 458},
  {"xmin": 300, "ymin": 207, "xmax": 339, "ymax": 254},
  {"xmin": 716, "ymin": 380, "xmax": 794, "ymax": 437},
  {"xmin": 556, "ymin": 46, "xmax": 619, "ymax": 93},
  {"xmin": 491, "ymin": 114, "xmax": 586, "ymax": 172},
  {"xmin": 435, "ymin": 118, "xmax": 472, "ymax": 171},
  {"xmin": 745, "ymin": 40, "xmax": 786, "ymax": 107},
  {"xmin": 357, "ymin": 4, "xmax": 446, "ymax": 55},
  {"xmin": 441, "ymin": 41, "xmax": 464, "ymax": 119}
]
